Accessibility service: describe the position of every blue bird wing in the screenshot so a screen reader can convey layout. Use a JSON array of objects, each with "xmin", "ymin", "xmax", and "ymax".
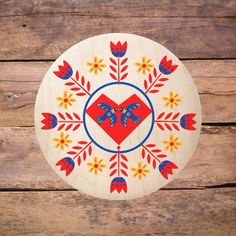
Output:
[
  {"xmin": 97, "ymin": 103, "xmax": 111, "ymax": 111},
  {"xmin": 121, "ymin": 113, "xmax": 128, "ymax": 128},
  {"xmin": 110, "ymin": 113, "xmax": 117, "ymax": 128},
  {"xmin": 130, "ymin": 112, "xmax": 141, "ymax": 123},
  {"xmin": 126, "ymin": 103, "xmax": 140, "ymax": 111},
  {"xmin": 97, "ymin": 114, "xmax": 107, "ymax": 124}
]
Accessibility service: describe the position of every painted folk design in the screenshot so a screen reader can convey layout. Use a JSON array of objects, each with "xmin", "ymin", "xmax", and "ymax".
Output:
[{"xmin": 40, "ymin": 40, "xmax": 197, "ymax": 194}]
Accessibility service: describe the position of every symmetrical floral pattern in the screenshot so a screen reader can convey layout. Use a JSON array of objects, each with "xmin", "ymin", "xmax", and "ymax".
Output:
[
  {"xmin": 57, "ymin": 91, "xmax": 76, "ymax": 109},
  {"xmin": 131, "ymin": 162, "xmax": 150, "ymax": 180},
  {"xmin": 87, "ymin": 157, "xmax": 106, "ymax": 175},
  {"xmin": 135, "ymin": 56, "xmax": 154, "ymax": 75},
  {"xmin": 87, "ymin": 56, "xmax": 106, "ymax": 75},
  {"xmin": 53, "ymin": 132, "xmax": 72, "ymax": 150},
  {"xmin": 163, "ymin": 91, "xmax": 181, "ymax": 109},
  {"xmin": 39, "ymin": 39, "xmax": 198, "ymax": 196},
  {"xmin": 109, "ymin": 41, "xmax": 128, "ymax": 83},
  {"xmin": 163, "ymin": 134, "xmax": 181, "ymax": 153}
]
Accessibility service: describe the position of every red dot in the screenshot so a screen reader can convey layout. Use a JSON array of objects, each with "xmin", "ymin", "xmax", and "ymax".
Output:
[
  {"xmin": 60, "ymin": 139, "xmax": 65, "ymax": 144},
  {"xmin": 142, "ymin": 64, "xmax": 146, "ymax": 68},
  {"xmin": 94, "ymin": 64, "xmax": 98, "ymax": 68},
  {"xmin": 170, "ymin": 142, "xmax": 174, "ymax": 146},
  {"xmin": 170, "ymin": 98, "xmax": 174, "ymax": 103},
  {"xmin": 138, "ymin": 169, "xmax": 142, "ymax": 174},
  {"xmin": 94, "ymin": 164, "xmax": 99, "ymax": 168},
  {"xmin": 64, "ymin": 98, "xmax": 68, "ymax": 103}
]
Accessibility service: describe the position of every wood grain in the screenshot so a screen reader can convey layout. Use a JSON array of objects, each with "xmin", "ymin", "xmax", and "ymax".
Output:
[
  {"xmin": 1, "ymin": 60, "xmax": 235, "ymax": 126},
  {"xmin": 0, "ymin": 188, "xmax": 235, "ymax": 235},
  {"xmin": 1, "ymin": 0, "xmax": 235, "ymax": 17},
  {"xmin": 0, "ymin": 126, "xmax": 235, "ymax": 190},
  {"xmin": 0, "ymin": 0, "xmax": 235, "ymax": 234},
  {"xmin": 0, "ymin": 16, "xmax": 235, "ymax": 60}
]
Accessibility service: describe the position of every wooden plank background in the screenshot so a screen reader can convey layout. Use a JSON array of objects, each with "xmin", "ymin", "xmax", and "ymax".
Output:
[{"xmin": 0, "ymin": 1, "xmax": 235, "ymax": 235}]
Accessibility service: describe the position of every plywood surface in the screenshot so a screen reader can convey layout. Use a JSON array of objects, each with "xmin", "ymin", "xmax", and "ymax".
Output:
[{"xmin": 0, "ymin": 0, "xmax": 235, "ymax": 235}]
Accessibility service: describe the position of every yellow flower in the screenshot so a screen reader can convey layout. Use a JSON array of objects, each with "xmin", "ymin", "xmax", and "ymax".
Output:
[
  {"xmin": 87, "ymin": 156, "xmax": 106, "ymax": 175},
  {"xmin": 163, "ymin": 91, "xmax": 181, "ymax": 109},
  {"xmin": 135, "ymin": 56, "xmax": 154, "ymax": 75},
  {"xmin": 163, "ymin": 134, "xmax": 181, "ymax": 153},
  {"xmin": 87, "ymin": 56, "xmax": 106, "ymax": 75},
  {"xmin": 131, "ymin": 162, "xmax": 150, "ymax": 180},
  {"xmin": 57, "ymin": 91, "xmax": 76, "ymax": 110},
  {"xmin": 53, "ymin": 132, "xmax": 72, "ymax": 150}
]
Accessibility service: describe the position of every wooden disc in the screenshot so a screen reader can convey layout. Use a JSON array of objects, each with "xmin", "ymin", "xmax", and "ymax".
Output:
[{"xmin": 35, "ymin": 33, "xmax": 201, "ymax": 200}]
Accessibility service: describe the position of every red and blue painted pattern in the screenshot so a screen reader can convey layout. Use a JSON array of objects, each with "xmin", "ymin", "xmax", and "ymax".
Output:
[
  {"xmin": 53, "ymin": 60, "xmax": 73, "ymax": 80},
  {"xmin": 40, "ymin": 40, "xmax": 198, "ymax": 194},
  {"xmin": 56, "ymin": 157, "xmax": 75, "ymax": 176}
]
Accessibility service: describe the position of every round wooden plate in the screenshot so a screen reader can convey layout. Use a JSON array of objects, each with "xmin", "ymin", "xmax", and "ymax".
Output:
[{"xmin": 35, "ymin": 33, "xmax": 201, "ymax": 200}]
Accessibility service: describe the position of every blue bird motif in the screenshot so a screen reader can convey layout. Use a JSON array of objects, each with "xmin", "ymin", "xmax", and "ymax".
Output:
[
  {"xmin": 96, "ymin": 103, "xmax": 117, "ymax": 128},
  {"xmin": 120, "ymin": 103, "xmax": 141, "ymax": 128}
]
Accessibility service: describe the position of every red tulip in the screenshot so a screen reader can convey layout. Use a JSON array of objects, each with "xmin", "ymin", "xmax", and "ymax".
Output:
[
  {"xmin": 110, "ymin": 41, "xmax": 127, "ymax": 57},
  {"xmin": 159, "ymin": 56, "xmax": 178, "ymax": 75},
  {"xmin": 56, "ymin": 157, "xmax": 75, "ymax": 176},
  {"xmin": 53, "ymin": 60, "xmax": 73, "ymax": 80},
  {"xmin": 41, "ymin": 113, "xmax": 57, "ymax": 130},
  {"xmin": 180, "ymin": 113, "xmax": 196, "ymax": 131},
  {"xmin": 110, "ymin": 177, "xmax": 127, "ymax": 193},
  {"xmin": 159, "ymin": 160, "xmax": 178, "ymax": 179}
]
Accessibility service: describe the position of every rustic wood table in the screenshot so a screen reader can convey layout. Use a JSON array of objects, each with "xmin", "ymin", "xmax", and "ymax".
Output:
[{"xmin": 0, "ymin": 1, "xmax": 235, "ymax": 235}]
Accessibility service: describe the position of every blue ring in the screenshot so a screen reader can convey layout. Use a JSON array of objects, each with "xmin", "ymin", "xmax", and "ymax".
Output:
[{"xmin": 83, "ymin": 82, "xmax": 155, "ymax": 153}]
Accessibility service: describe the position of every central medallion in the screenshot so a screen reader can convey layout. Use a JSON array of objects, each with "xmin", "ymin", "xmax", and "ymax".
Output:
[{"xmin": 84, "ymin": 82, "xmax": 154, "ymax": 153}]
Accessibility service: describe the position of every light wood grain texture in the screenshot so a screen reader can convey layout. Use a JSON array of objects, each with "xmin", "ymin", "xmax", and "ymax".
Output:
[
  {"xmin": 1, "ymin": 60, "xmax": 235, "ymax": 126},
  {"xmin": 0, "ymin": 0, "xmax": 235, "ymax": 234},
  {"xmin": 0, "ymin": 16, "xmax": 235, "ymax": 60},
  {"xmin": 0, "ymin": 188, "xmax": 235, "ymax": 235},
  {"xmin": 1, "ymin": 0, "xmax": 235, "ymax": 17},
  {"xmin": 0, "ymin": 126, "xmax": 235, "ymax": 190}
]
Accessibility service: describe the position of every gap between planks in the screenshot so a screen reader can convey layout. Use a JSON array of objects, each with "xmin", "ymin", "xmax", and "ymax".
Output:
[{"xmin": 1, "ymin": 182, "xmax": 236, "ymax": 192}]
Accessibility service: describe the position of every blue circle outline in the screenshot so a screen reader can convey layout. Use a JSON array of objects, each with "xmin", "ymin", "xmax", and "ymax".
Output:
[{"xmin": 83, "ymin": 82, "xmax": 155, "ymax": 153}]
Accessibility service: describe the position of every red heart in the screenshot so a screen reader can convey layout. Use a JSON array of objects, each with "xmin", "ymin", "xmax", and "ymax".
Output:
[{"xmin": 86, "ymin": 94, "xmax": 152, "ymax": 144}]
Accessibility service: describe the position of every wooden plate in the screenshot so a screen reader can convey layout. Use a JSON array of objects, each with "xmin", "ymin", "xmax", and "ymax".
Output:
[{"xmin": 35, "ymin": 33, "xmax": 201, "ymax": 200}]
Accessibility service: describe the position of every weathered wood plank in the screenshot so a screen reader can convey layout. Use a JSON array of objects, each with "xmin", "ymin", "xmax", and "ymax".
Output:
[
  {"xmin": 1, "ymin": 60, "xmax": 235, "ymax": 89},
  {"xmin": 1, "ymin": 0, "xmax": 235, "ymax": 17},
  {"xmin": 0, "ymin": 16, "xmax": 235, "ymax": 60},
  {"xmin": 0, "ymin": 126, "xmax": 235, "ymax": 190},
  {"xmin": 0, "ymin": 189, "xmax": 235, "ymax": 235},
  {"xmin": 1, "ymin": 60, "xmax": 235, "ymax": 126}
]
